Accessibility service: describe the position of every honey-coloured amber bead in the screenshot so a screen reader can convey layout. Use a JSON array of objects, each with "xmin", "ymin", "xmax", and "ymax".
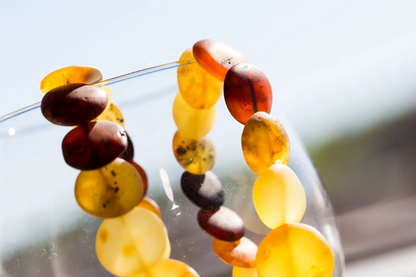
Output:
[
  {"xmin": 213, "ymin": 237, "xmax": 258, "ymax": 268},
  {"xmin": 75, "ymin": 158, "xmax": 144, "ymax": 218},
  {"xmin": 62, "ymin": 121, "xmax": 128, "ymax": 170},
  {"xmin": 177, "ymin": 48, "xmax": 223, "ymax": 109},
  {"xmin": 172, "ymin": 131, "xmax": 215, "ymax": 175},
  {"xmin": 193, "ymin": 40, "xmax": 247, "ymax": 82},
  {"xmin": 138, "ymin": 197, "xmax": 161, "ymax": 218},
  {"xmin": 224, "ymin": 64, "xmax": 272, "ymax": 125},
  {"xmin": 253, "ymin": 164, "xmax": 306, "ymax": 229},
  {"xmin": 40, "ymin": 65, "xmax": 102, "ymax": 94},
  {"xmin": 233, "ymin": 267, "xmax": 258, "ymax": 277},
  {"xmin": 94, "ymin": 103, "xmax": 124, "ymax": 127},
  {"xmin": 131, "ymin": 259, "xmax": 200, "ymax": 277},
  {"xmin": 173, "ymin": 93, "xmax": 216, "ymax": 140},
  {"xmin": 241, "ymin": 112, "xmax": 290, "ymax": 175},
  {"xmin": 255, "ymin": 223, "xmax": 334, "ymax": 277},
  {"xmin": 41, "ymin": 84, "xmax": 108, "ymax": 126},
  {"xmin": 96, "ymin": 207, "xmax": 168, "ymax": 276}
]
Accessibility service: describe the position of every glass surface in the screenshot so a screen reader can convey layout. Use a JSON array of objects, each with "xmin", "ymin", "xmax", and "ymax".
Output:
[{"xmin": 0, "ymin": 62, "xmax": 345, "ymax": 277}]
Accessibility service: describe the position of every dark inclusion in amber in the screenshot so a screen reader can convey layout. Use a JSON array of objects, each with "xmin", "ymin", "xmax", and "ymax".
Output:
[
  {"xmin": 197, "ymin": 206, "xmax": 245, "ymax": 242},
  {"xmin": 62, "ymin": 121, "xmax": 128, "ymax": 170},
  {"xmin": 41, "ymin": 83, "xmax": 108, "ymax": 126},
  {"xmin": 224, "ymin": 63, "xmax": 272, "ymax": 125},
  {"xmin": 119, "ymin": 132, "xmax": 134, "ymax": 163},
  {"xmin": 181, "ymin": 171, "xmax": 224, "ymax": 210}
]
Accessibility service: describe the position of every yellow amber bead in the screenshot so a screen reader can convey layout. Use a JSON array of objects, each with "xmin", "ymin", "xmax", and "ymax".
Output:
[
  {"xmin": 94, "ymin": 103, "xmax": 124, "ymax": 127},
  {"xmin": 253, "ymin": 164, "xmax": 306, "ymax": 229},
  {"xmin": 132, "ymin": 259, "xmax": 200, "ymax": 277},
  {"xmin": 172, "ymin": 92, "xmax": 216, "ymax": 140},
  {"xmin": 40, "ymin": 65, "xmax": 102, "ymax": 94},
  {"xmin": 96, "ymin": 207, "xmax": 168, "ymax": 276},
  {"xmin": 75, "ymin": 158, "xmax": 144, "ymax": 218},
  {"xmin": 177, "ymin": 48, "xmax": 223, "ymax": 109},
  {"xmin": 212, "ymin": 237, "xmax": 258, "ymax": 268},
  {"xmin": 242, "ymin": 112, "xmax": 290, "ymax": 175},
  {"xmin": 255, "ymin": 223, "xmax": 334, "ymax": 277},
  {"xmin": 163, "ymin": 236, "xmax": 171, "ymax": 259},
  {"xmin": 172, "ymin": 131, "xmax": 215, "ymax": 174},
  {"xmin": 233, "ymin": 267, "xmax": 258, "ymax": 277},
  {"xmin": 138, "ymin": 197, "xmax": 162, "ymax": 218}
]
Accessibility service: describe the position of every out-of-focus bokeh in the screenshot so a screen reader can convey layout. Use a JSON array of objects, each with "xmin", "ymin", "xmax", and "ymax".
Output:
[{"xmin": 1, "ymin": 0, "xmax": 416, "ymax": 276}]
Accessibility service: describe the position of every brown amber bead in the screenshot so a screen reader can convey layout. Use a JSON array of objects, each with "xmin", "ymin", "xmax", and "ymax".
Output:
[
  {"xmin": 224, "ymin": 64, "xmax": 272, "ymax": 125},
  {"xmin": 213, "ymin": 237, "xmax": 258, "ymax": 268},
  {"xmin": 197, "ymin": 207, "xmax": 245, "ymax": 242},
  {"xmin": 193, "ymin": 40, "xmax": 247, "ymax": 82},
  {"xmin": 181, "ymin": 171, "xmax": 224, "ymax": 209},
  {"xmin": 119, "ymin": 132, "xmax": 134, "ymax": 162},
  {"xmin": 131, "ymin": 162, "xmax": 148, "ymax": 196},
  {"xmin": 41, "ymin": 83, "xmax": 108, "ymax": 126},
  {"xmin": 62, "ymin": 121, "xmax": 128, "ymax": 170}
]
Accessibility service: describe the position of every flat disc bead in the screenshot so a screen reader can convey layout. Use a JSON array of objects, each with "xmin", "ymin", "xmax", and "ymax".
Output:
[
  {"xmin": 131, "ymin": 259, "xmax": 200, "ymax": 277},
  {"xmin": 193, "ymin": 40, "xmax": 247, "ymax": 82},
  {"xmin": 62, "ymin": 121, "xmax": 128, "ymax": 170},
  {"xmin": 253, "ymin": 164, "xmax": 306, "ymax": 229},
  {"xmin": 181, "ymin": 171, "xmax": 224, "ymax": 209},
  {"xmin": 40, "ymin": 65, "xmax": 102, "ymax": 94},
  {"xmin": 138, "ymin": 197, "xmax": 161, "ymax": 218},
  {"xmin": 75, "ymin": 158, "xmax": 144, "ymax": 218},
  {"xmin": 41, "ymin": 83, "xmax": 108, "ymax": 126},
  {"xmin": 173, "ymin": 92, "xmax": 216, "ymax": 140},
  {"xmin": 255, "ymin": 223, "xmax": 334, "ymax": 277},
  {"xmin": 213, "ymin": 237, "xmax": 258, "ymax": 268},
  {"xmin": 177, "ymin": 48, "xmax": 223, "ymax": 109},
  {"xmin": 224, "ymin": 64, "xmax": 272, "ymax": 125},
  {"xmin": 197, "ymin": 206, "xmax": 245, "ymax": 241},
  {"xmin": 96, "ymin": 207, "xmax": 168, "ymax": 276},
  {"xmin": 233, "ymin": 267, "xmax": 258, "ymax": 277},
  {"xmin": 242, "ymin": 112, "xmax": 290, "ymax": 175}
]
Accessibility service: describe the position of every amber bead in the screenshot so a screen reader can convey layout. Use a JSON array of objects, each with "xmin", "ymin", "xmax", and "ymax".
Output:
[
  {"xmin": 233, "ymin": 267, "xmax": 258, "ymax": 277},
  {"xmin": 138, "ymin": 197, "xmax": 161, "ymax": 218},
  {"xmin": 177, "ymin": 48, "xmax": 223, "ymax": 109},
  {"xmin": 181, "ymin": 171, "xmax": 224, "ymax": 209},
  {"xmin": 197, "ymin": 207, "xmax": 245, "ymax": 242},
  {"xmin": 62, "ymin": 121, "xmax": 127, "ymax": 170},
  {"xmin": 241, "ymin": 112, "xmax": 290, "ymax": 175},
  {"xmin": 172, "ymin": 131, "xmax": 215, "ymax": 175},
  {"xmin": 224, "ymin": 64, "xmax": 272, "ymax": 125},
  {"xmin": 94, "ymin": 103, "xmax": 124, "ymax": 127},
  {"xmin": 41, "ymin": 84, "xmax": 108, "ymax": 126},
  {"xmin": 40, "ymin": 65, "xmax": 102, "ymax": 94},
  {"xmin": 131, "ymin": 259, "xmax": 200, "ymax": 277},
  {"xmin": 75, "ymin": 158, "xmax": 144, "ymax": 218},
  {"xmin": 119, "ymin": 132, "xmax": 134, "ymax": 162},
  {"xmin": 131, "ymin": 162, "xmax": 148, "ymax": 196},
  {"xmin": 255, "ymin": 223, "xmax": 334, "ymax": 277},
  {"xmin": 213, "ymin": 237, "xmax": 258, "ymax": 268},
  {"xmin": 193, "ymin": 40, "xmax": 247, "ymax": 82}
]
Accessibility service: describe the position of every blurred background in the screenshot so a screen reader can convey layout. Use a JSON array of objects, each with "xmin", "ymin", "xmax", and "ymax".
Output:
[{"xmin": 1, "ymin": 0, "xmax": 416, "ymax": 276}]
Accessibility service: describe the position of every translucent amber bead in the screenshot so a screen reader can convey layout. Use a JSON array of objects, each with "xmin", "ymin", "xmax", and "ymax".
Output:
[
  {"xmin": 253, "ymin": 164, "xmax": 306, "ymax": 229},
  {"xmin": 163, "ymin": 236, "xmax": 171, "ymax": 259},
  {"xmin": 96, "ymin": 207, "xmax": 168, "ymax": 276},
  {"xmin": 224, "ymin": 64, "xmax": 272, "ymax": 124},
  {"xmin": 131, "ymin": 259, "xmax": 200, "ymax": 277},
  {"xmin": 132, "ymin": 162, "xmax": 148, "ymax": 196},
  {"xmin": 241, "ymin": 112, "xmax": 290, "ymax": 175},
  {"xmin": 177, "ymin": 48, "xmax": 223, "ymax": 109},
  {"xmin": 172, "ymin": 131, "xmax": 215, "ymax": 175},
  {"xmin": 40, "ymin": 65, "xmax": 102, "ymax": 94},
  {"xmin": 94, "ymin": 103, "xmax": 125, "ymax": 127},
  {"xmin": 75, "ymin": 158, "xmax": 144, "ymax": 218},
  {"xmin": 233, "ymin": 267, "xmax": 258, "ymax": 277},
  {"xmin": 213, "ymin": 237, "xmax": 258, "ymax": 268},
  {"xmin": 138, "ymin": 197, "xmax": 161, "ymax": 218},
  {"xmin": 172, "ymin": 93, "xmax": 216, "ymax": 140},
  {"xmin": 193, "ymin": 40, "xmax": 247, "ymax": 82},
  {"xmin": 119, "ymin": 132, "xmax": 134, "ymax": 162},
  {"xmin": 255, "ymin": 223, "xmax": 334, "ymax": 277}
]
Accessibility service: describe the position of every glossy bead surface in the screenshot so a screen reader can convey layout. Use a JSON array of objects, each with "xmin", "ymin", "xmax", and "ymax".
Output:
[
  {"xmin": 181, "ymin": 171, "xmax": 224, "ymax": 209},
  {"xmin": 41, "ymin": 84, "xmax": 108, "ymax": 126},
  {"xmin": 119, "ymin": 132, "xmax": 134, "ymax": 162},
  {"xmin": 138, "ymin": 197, "xmax": 161, "ymax": 218},
  {"xmin": 62, "ymin": 121, "xmax": 127, "ymax": 170},
  {"xmin": 173, "ymin": 92, "xmax": 216, "ymax": 140},
  {"xmin": 75, "ymin": 158, "xmax": 144, "ymax": 218},
  {"xmin": 94, "ymin": 103, "xmax": 124, "ymax": 127},
  {"xmin": 253, "ymin": 164, "xmax": 306, "ymax": 229},
  {"xmin": 132, "ymin": 162, "xmax": 148, "ymax": 196},
  {"xmin": 172, "ymin": 131, "xmax": 215, "ymax": 175},
  {"xmin": 96, "ymin": 207, "xmax": 168, "ymax": 276},
  {"xmin": 197, "ymin": 206, "xmax": 245, "ymax": 242},
  {"xmin": 242, "ymin": 112, "xmax": 290, "ymax": 175},
  {"xmin": 177, "ymin": 48, "xmax": 223, "ymax": 109},
  {"xmin": 213, "ymin": 237, "xmax": 258, "ymax": 268},
  {"xmin": 255, "ymin": 223, "xmax": 334, "ymax": 277},
  {"xmin": 40, "ymin": 65, "xmax": 102, "ymax": 94},
  {"xmin": 224, "ymin": 64, "xmax": 272, "ymax": 124},
  {"xmin": 193, "ymin": 40, "xmax": 247, "ymax": 82},
  {"xmin": 233, "ymin": 267, "xmax": 258, "ymax": 277},
  {"xmin": 131, "ymin": 259, "xmax": 200, "ymax": 277}
]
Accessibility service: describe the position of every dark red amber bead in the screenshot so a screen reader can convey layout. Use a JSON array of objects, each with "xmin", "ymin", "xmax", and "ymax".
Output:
[
  {"xmin": 62, "ymin": 121, "xmax": 128, "ymax": 170},
  {"xmin": 197, "ymin": 206, "xmax": 245, "ymax": 242},
  {"xmin": 224, "ymin": 63, "xmax": 272, "ymax": 125},
  {"xmin": 132, "ymin": 162, "xmax": 148, "ymax": 197},
  {"xmin": 41, "ymin": 83, "xmax": 108, "ymax": 126},
  {"xmin": 119, "ymin": 132, "xmax": 134, "ymax": 163},
  {"xmin": 181, "ymin": 171, "xmax": 224, "ymax": 210}
]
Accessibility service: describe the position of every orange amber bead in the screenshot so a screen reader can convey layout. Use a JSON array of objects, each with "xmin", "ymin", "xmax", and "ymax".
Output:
[
  {"xmin": 233, "ymin": 267, "xmax": 258, "ymax": 277},
  {"xmin": 193, "ymin": 40, "xmax": 247, "ymax": 82},
  {"xmin": 138, "ymin": 197, "xmax": 161, "ymax": 218},
  {"xmin": 213, "ymin": 237, "xmax": 258, "ymax": 268},
  {"xmin": 131, "ymin": 259, "xmax": 200, "ymax": 277}
]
